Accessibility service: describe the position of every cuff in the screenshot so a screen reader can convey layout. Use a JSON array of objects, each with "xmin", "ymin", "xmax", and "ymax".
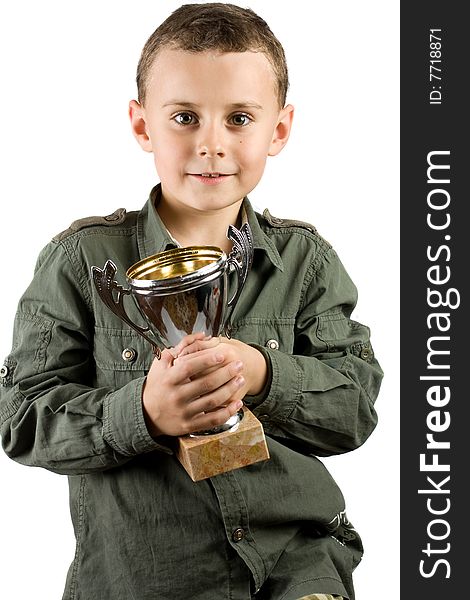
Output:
[
  {"xmin": 244, "ymin": 344, "xmax": 273, "ymax": 407},
  {"xmin": 102, "ymin": 377, "xmax": 173, "ymax": 457},
  {"xmin": 249, "ymin": 346, "xmax": 302, "ymax": 422}
]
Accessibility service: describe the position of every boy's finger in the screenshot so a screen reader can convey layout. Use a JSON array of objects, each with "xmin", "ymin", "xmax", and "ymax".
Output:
[
  {"xmin": 156, "ymin": 348, "xmax": 176, "ymax": 366},
  {"xmin": 183, "ymin": 362, "xmax": 244, "ymax": 403},
  {"xmin": 173, "ymin": 331, "xmax": 208, "ymax": 356},
  {"xmin": 188, "ymin": 397, "xmax": 244, "ymax": 433},
  {"xmin": 169, "ymin": 347, "xmax": 231, "ymax": 383},
  {"xmin": 176, "ymin": 336, "xmax": 220, "ymax": 357}
]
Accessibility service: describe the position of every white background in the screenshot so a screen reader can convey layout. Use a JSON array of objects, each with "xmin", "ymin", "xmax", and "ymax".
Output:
[{"xmin": 0, "ymin": 1, "xmax": 399, "ymax": 598}]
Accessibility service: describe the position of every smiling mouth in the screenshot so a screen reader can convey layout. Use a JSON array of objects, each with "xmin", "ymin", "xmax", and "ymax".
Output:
[
  {"xmin": 188, "ymin": 172, "xmax": 233, "ymax": 184},
  {"xmin": 194, "ymin": 173, "xmax": 230, "ymax": 178}
]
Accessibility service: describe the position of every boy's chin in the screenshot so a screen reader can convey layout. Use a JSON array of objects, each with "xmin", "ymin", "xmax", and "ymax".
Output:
[
  {"xmin": 186, "ymin": 196, "xmax": 244, "ymax": 213},
  {"xmin": 169, "ymin": 188, "xmax": 245, "ymax": 212}
]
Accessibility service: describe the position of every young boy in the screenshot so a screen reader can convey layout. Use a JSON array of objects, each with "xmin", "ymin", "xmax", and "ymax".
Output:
[{"xmin": 0, "ymin": 3, "xmax": 383, "ymax": 599}]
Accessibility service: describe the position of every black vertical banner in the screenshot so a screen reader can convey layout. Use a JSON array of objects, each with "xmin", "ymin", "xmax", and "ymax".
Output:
[{"xmin": 401, "ymin": 3, "xmax": 467, "ymax": 596}]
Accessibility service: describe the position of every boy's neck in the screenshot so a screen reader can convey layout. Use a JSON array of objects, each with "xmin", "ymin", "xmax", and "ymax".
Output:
[{"xmin": 157, "ymin": 195, "xmax": 244, "ymax": 254}]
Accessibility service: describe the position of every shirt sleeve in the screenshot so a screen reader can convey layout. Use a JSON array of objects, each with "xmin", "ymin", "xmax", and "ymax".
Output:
[
  {"xmin": 244, "ymin": 247, "xmax": 383, "ymax": 457},
  {"xmin": 0, "ymin": 241, "xmax": 170, "ymax": 476}
]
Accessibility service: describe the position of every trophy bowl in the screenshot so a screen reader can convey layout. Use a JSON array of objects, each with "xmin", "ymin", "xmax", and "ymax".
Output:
[
  {"xmin": 91, "ymin": 223, "xmax": 254, "ymax": 437},
  {"xmin": 126, "ymin": 246, "xmax": 233, "ymax": 350}
]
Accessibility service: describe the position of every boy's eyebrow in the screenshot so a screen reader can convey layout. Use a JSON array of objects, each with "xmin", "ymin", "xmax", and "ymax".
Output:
[
  {"xmin": 162, "ymin": 100, "xmax": 264, "ymax": 110},
  {"xmin": 230, "ymin": 102, "xmax": 264, "ymax": 110}
]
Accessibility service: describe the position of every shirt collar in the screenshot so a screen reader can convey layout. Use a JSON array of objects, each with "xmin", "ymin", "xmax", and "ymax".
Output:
[
  {"xmin": 137, "ymin": 183, "xmax": 284, "ymax": 271},
  {"xmin": 137, "ymin": 184, "xmax": 177, "ymax": 258},
  {"xmin": 242, "ymin": 197, "xmax": 284, "ymax": 271}
]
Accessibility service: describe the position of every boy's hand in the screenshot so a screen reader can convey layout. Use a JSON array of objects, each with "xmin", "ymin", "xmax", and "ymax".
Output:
[
  {"xmin": 174, "ymin": 334, "xmax": 269, "ymax": 398},
  {"xmin": 142, "ymin": 333, "xmax": 246, "ymax": 437}
]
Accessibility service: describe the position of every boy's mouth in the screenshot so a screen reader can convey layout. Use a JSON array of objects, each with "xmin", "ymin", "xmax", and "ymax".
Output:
[{"xmin": 188, "ymin": 173, "xmax": 232, "ymax": 185}]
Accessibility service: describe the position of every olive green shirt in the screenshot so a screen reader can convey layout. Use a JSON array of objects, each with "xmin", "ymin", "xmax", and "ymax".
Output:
[{"xmin": 0, "ymin": 184, "xmax": 383, "ymax": 600}]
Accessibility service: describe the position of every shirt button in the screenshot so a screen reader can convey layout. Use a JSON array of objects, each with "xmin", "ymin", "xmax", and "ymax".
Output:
[
  {"xmin": 122, "ymin": 348, "xmax": 137, "ymax": 362},
  {"xmin": 360, "ymin": 347, "xmax": 372, "ymax": 360},
  {"xmin": 0, "ymin": 365, "xmax": 9, "ymax": 378},
  {"xmin": 232, "ymin": 528, "xmax": 245, "ymax": 543},
  {"xmin": 265, "ymin": 339, "xmax": 279, "ymax": 350}
]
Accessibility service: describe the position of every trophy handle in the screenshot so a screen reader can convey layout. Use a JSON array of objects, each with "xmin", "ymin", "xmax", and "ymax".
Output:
[
  {"xmin": 224, "ymin": 223, "xmax": 254, "ymax": 337},
  {"xmin": 91, "ymin": 260, "xmax": 162, "ymax": 359}
]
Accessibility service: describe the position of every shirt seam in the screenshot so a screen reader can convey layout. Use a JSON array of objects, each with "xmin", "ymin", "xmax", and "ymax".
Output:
[
  {"xmin": 288, "ymin": 354, "xmax": 303, "ymax": 420},
  {"xmin": 60, "ymin": 239, "xmax": 94, "ymax": 314},
  {"xmin": 68, "ymin": 474, "xmax": 86, "ymax": 600},
  {"xmin": 261, "ymin": 224, "xmax": 331, "ymax": 246},
  {"xmin": 52, "ymin": 225, "xmax": 138, "ymax": 245},
  {"xmin": 61, "ymin": 228, "xmax": 137, "ymax": 240},
  {"xmin": 298, "ymin": 246, "xmax": 334, "ymax": 315},
  {"xmin": 233, "ymin": 317, "xmax": 296, "ymax": 326}
]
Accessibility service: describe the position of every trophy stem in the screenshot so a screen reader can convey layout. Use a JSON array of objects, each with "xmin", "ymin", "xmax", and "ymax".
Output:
[{"xmin": 189, "ymin": 408, "xmax": 244, "ymax": 437}]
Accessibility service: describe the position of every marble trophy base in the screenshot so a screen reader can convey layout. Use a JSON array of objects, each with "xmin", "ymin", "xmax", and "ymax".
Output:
[{"xmin": 176, "ymin": 407, "xmax": 270, "ymax": 482}]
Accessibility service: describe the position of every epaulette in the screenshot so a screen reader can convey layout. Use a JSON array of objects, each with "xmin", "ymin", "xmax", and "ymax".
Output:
[
  {"xmin": 262, "ymin": 208, "xmax": 317, "ymax": 233},
  {"xmin": 53, "ymin": 208, "xmax": 127, "ymax": 242}
]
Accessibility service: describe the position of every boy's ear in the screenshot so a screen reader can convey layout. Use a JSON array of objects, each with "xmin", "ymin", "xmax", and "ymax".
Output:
[
  {"xmin": 268, "ymin": 104, "xmax": 294, "ymax": 156},
  {"xmin": 129, "ymin": 100, "xmax": 153, "ymax": 152}
]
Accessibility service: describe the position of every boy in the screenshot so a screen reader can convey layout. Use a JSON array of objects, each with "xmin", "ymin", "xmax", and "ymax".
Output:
[{"xmin": 0, "ymin": 3, "xmax": 383, "ymax": 599}]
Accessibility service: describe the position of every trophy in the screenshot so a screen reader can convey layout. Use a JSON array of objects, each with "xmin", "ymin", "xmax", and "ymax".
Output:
[{"xmin": 91, "ymin": 223, "xmax": 269, "ymax": 481}]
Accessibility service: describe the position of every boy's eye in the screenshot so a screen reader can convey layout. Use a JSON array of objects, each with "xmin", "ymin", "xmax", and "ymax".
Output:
[
  {"xmin": 174, "ymin": 112, "xmax": 197, "ymax": 125},
  {"xmin": 230, "ymin": 113, "xmax": 252, "ymax": 127}
]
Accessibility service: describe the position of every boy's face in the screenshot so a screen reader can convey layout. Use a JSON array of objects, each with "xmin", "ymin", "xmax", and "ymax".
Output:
[{"xmin": 130, "ymin": 48, "xmax": 293, "ymax": 214}]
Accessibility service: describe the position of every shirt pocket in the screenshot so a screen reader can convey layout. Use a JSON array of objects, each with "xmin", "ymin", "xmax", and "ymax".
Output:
[
  {"xmin": 93, "ymin": 326, "xmax": 154, "ymax": 389},
  {"xmin": 231, "ymin": 317, "xmax": 296, "ymax": 354}
]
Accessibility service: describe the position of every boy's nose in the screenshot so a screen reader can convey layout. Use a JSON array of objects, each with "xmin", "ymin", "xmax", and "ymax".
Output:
[{"xmin": 197, "ymin": 125, "xmax": 226, "ymax": 158}]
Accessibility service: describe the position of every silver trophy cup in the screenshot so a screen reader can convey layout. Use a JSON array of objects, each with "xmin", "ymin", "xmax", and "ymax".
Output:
[{"xmin": 91, "ymin": 223, "xmax": 254, "ymax": 436}]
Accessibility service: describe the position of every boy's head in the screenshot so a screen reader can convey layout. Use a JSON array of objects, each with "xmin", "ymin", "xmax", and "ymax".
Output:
[
  {"xmin": 136, "ymin": 3, "xmax": 289, "ymax": 110},
  {"xmin": 129, "ymin": 3, "xmax": 293, "ymax": 215}
]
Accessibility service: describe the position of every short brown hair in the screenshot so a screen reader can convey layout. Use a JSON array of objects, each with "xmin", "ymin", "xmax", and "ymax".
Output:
[{"xmin": 136, "ymin": 3, "xmax": 288, "ymax": 108}]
